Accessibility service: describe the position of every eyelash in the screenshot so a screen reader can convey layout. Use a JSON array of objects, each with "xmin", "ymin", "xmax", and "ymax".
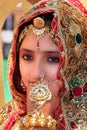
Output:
[{"xmin": 22, "ymin": 54, "xmax": 59, "ymax": 63}]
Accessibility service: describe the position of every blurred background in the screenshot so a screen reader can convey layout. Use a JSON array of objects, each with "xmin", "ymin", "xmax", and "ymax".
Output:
[
  {"xmin": 0, "ymin": 0, "xmax": 87, "ymax": 107},
  {"xmin": 0, "ymin": 0, "xmax": 40, "ymax": 107}
]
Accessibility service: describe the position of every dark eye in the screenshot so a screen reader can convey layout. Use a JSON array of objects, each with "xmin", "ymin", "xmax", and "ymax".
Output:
[
  {"xmin": 47, "ymin": 56, "xmax": 59, "ymax": 63},
  {"xmin": 22, "ymin": 54, "xmax": 33, "ymax": 61}
]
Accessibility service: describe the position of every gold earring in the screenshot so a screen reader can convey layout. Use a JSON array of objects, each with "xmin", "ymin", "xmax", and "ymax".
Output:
[{"xmin": 21, "ymin": 80, "xmax": 26, "ymax": 92}]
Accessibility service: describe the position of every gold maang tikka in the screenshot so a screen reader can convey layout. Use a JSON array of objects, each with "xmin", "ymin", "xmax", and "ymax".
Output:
[{"xmin": 18, "ymin": 16, "xmax": 56, "ymax": 52}]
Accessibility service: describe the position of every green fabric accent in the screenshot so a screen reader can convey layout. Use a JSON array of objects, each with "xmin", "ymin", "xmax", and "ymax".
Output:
[{"xmin": 70, "ymin": 76, "xmax": 83, "ymax": 88}]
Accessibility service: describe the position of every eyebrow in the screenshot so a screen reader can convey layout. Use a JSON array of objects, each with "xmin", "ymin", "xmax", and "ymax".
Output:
[{"xmin": 20, "ymin": 48, "xmax": 59, "ymax": 53}]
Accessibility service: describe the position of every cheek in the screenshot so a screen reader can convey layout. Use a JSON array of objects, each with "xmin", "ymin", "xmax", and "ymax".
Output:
[
  {"xmin": 48, "ymin": 81, "xmax": 63, "ymax": 112},
  {"xmin": 49, "ymin": 81, "xmax": 63, "ymax": 97},
  {"xmin": 45, "ymin": 65, "xmax": 58, "ymax": 80},
  {"xmin": 19, "ymin": 61, "xmax": 29, "ymax": 86}
]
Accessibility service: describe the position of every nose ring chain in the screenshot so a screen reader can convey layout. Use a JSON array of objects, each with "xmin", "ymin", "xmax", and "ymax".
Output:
[{"xmin": 23, "ymin": 76, "xmax": 58, "ymax": 130}]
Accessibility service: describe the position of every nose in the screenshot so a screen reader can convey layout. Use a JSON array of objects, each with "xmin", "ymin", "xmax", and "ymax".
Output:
[{"xmin": 30, "ymin": 61, "xmax": 44, "ymax": 82}]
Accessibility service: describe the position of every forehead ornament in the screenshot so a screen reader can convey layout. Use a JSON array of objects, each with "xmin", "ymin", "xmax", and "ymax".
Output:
[
  {"xmin": 19, "ymin": 17, "xmax": 51, "ymax": 45},
  {"xmin": 33, "ymin": 17, "xmax": 45, "ymax": 29},
  {"xmin": 18, "ymin": 16, "xmax": 56, "ymax": 46}
]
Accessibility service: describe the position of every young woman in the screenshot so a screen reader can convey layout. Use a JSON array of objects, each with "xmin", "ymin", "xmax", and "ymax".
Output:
[{"xmin": 0, "ymin": 0, "xmax": 87, "ymax": 129}]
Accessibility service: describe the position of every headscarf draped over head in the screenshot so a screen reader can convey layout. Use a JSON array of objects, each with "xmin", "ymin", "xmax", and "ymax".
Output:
[{"xmin": 7, "ymin": 0, "xmax": 87, "ymax": 129}]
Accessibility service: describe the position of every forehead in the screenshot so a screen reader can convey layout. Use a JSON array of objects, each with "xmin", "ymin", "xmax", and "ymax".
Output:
[{"xmin": 20, "ymin": 34, "xmax": 58, "ymax": 51}]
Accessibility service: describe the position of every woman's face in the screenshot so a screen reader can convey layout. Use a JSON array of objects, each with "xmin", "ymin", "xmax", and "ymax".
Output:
[{"xmin": 19, "ymin": 34, "xmax": 63, "ymax": 116}]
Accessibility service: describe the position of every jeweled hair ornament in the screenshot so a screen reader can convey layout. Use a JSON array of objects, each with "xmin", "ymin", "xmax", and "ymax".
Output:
[{"xmin": 19, "ymin": 16, "xmax": 55, "ymax": 45}]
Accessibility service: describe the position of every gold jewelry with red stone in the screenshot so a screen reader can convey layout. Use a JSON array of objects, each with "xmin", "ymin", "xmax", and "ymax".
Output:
[{"xmin": 33, "ymin": 17, "xmax": 45, "ymax": 29}]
